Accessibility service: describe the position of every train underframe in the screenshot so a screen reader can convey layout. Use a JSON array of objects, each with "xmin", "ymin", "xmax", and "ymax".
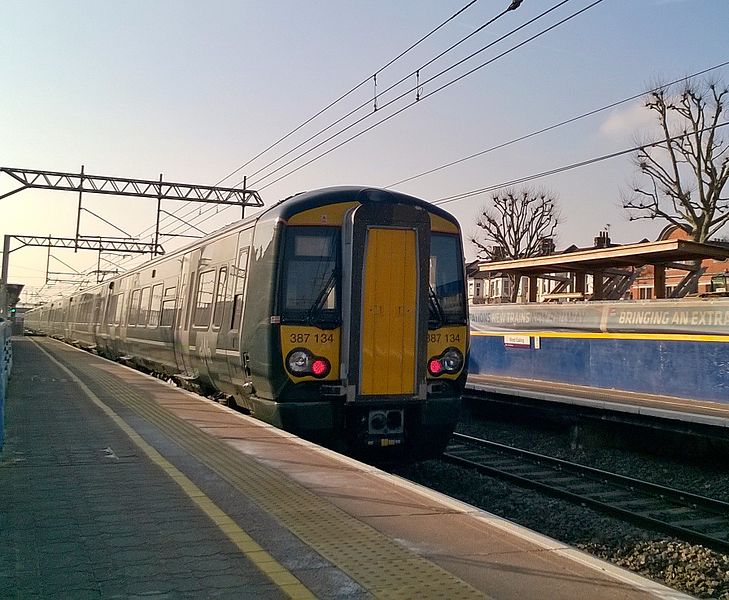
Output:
[{"xmin": 246, "ymin": 393, "xmax": 461, "ymax": 461}]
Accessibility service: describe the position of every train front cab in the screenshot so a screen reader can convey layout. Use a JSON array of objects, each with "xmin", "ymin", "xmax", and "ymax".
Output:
[{"xmin": 260, "ymin": 189, "xmax": 468, "ymax": 459}]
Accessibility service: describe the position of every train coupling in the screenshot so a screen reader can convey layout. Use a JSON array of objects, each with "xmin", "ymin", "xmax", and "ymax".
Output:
[
  {"xmin": 320, "ymin": 384, "xmax": 345, "ymax": 397},
  {"xmin": 364, "ymin": 409, "xmax": 405, "ymax": 448}
]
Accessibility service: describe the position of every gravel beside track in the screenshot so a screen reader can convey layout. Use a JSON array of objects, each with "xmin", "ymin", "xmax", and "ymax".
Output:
[{"xmin": 392, "ymin": 413, "xmax": 729, "ymax": 599}]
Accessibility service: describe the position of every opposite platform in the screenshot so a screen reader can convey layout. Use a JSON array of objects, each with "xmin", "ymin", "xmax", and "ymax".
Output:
[
  {"xmin": 1, "ymin": 337, "xmax": 689, "ymax": 599},
  {"xmin": 468, "ymin": 373, "xmax": 729, "ymax": 430}
]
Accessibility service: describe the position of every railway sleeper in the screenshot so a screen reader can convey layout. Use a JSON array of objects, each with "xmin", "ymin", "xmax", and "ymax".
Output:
[
  {"xmin": 635, "ymin": 506, "xmax": 695, "ymax": 517},
  {"xmin": 610, "ymin": 498, "xmax": 673, "ymax": 510},
  {"xmin": 671, "ymin": 516, "xmax": 729, "ymax": 529}
]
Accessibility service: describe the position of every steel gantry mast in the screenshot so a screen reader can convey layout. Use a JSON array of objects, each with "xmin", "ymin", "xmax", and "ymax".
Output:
[
  {"xmin": 0, "ymin": 166, "xmax": 264, "ymax": 254},
  {"xmin": 0, "ymin": 165, "xmax": 264, "ymax": 316}
]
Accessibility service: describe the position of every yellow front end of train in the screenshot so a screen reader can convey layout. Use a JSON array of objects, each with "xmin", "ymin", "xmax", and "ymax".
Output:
[{"xmin": 273, "ymin": 189, "xmax": 468, "ymax": 458}]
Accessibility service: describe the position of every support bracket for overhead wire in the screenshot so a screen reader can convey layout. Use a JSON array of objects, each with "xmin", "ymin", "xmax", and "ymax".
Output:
[{"xmin": 0, "ymin": 166, "xmax": 264, "ymax": 257}]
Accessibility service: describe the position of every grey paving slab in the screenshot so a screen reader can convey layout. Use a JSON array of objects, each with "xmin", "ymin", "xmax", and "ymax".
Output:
[
  {"xmin": 3, "ymin": 337, "xmax": 670, "ymax": 600},
  {"xmin": 0, "ymin": 340, "xmax": 289, "ymax": 600}
]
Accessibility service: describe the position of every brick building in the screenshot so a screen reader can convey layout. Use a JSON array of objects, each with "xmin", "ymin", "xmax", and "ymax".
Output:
[
  {"xmin": 466, "ymin": 227, "xmax": 729, "ymax": 305},
  {"xmin": 630, "ymin": 226, "xmax": 729, "ymax": 299}
]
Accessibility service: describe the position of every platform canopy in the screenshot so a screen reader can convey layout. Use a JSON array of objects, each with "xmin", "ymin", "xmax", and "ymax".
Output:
[{"xmin": 477, "ymin": 239, "xmax": 729, "ymax": 301}]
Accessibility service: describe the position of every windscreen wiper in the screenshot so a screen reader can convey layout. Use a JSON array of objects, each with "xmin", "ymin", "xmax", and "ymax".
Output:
[
  {"xmin": 428, "ymin": 284, "xmax": 446, "ymax": 328},
  {"xmin": 306, "ymin": 269, "xmax": 338, "ymax": 327}
]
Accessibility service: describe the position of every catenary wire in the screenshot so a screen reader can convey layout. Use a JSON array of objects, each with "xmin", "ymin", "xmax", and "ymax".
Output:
[
  {"xmin": 248, "ymin": 0, "xmax": 603, "ymax": 191},
  {"xmin": 121, "ymin": 0, "xmax": 494, "ymax": 249},
  {"xmin": 239, "ymin": 0, "xmax": 532, "ymax": 185},
  {"xmin": 214, "ymin": 0, "xmax": 486, "ymax": 188},
  {"xmin": 64, "ymin": 3, "xmax": 714, "ymax": 292},
  {"xmin": 387, "ymin": 60, "xmax": 729, "ymax": 188},
  {"xmin": 432, "ymin": 121, "xmax": 729, "ymax": 206},
  {"xmin": 154, "ymin": 0, "xmax": 568, "ymax": 241}
]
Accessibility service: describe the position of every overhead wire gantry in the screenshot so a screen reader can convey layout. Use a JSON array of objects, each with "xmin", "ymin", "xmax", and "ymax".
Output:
[
  {"xmin": 0, "ymin": 166, "xmax": 263, "ymax": 253},
  {"xmin": 0, "ymin": 165, "xmax": 264, "ymax": 316}
]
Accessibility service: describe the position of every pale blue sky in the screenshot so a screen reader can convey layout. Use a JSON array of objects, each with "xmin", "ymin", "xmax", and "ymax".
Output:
[{"xmin": 2, "ymin": 0, "xmax": 728, "ymax": 302}]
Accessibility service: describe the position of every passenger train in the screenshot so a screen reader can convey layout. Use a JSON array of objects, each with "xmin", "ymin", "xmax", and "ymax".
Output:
[{"xmin": 25, "ymin": 187, "xmax": 469, "ymax": 459}]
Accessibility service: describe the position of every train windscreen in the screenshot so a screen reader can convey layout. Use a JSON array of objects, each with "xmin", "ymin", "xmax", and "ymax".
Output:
[
  {"xmin": 281, "ymin": 227, "xmax": 340, "ymax": 324},
  {"xmin": 429, "ymin": 233, "xmax": 466, "ymax": 326}
]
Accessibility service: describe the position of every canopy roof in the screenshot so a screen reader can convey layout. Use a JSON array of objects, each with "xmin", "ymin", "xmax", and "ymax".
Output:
[{"xmin": 478, "ymin": 239, "xmax": 729, "ymax": 276}]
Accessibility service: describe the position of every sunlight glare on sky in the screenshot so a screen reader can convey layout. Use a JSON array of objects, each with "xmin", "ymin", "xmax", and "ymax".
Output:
[{"xmin": 1, "ymin": 0, "xmax": 728, "ymax": 302}]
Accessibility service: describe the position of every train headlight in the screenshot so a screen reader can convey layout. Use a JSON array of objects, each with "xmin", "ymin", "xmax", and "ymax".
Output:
[
  {"xmin": 369, "ymin": 411, "xmax": 387, "ymax": 432},
  {"xmin": 428, "ymin": 347, "xmax": 463, "ymax": 376},
  {"xmin": 287, "ymin": 349, "xmax": 312, "ymax": 375},
  {"xmin": 441, "ymin": 348, "xmax": 464, "ymax": 373},
  {"xmin": 286, "ymin": 349, "xmax": 331, "ymax": 378}
]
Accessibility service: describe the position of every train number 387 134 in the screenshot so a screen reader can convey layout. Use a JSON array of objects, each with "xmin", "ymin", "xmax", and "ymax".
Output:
[
  {"xmin": 428, "ymin": 332, "xmax": 461, "ymax": 343},
  {"xmin": 289, "ymin": 333, "xmax": 335, "ymax": 344}
]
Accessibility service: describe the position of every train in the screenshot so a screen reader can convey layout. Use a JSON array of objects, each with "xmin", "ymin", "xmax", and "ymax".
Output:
[{"xmin": 24, "ymin": 186, "xmax": 469, "ymax": 459}]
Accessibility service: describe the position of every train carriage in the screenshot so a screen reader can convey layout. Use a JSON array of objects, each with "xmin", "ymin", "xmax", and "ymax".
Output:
[{"xmin": 25, "ymin": 186, "xmax": 469, "ymax": 459}]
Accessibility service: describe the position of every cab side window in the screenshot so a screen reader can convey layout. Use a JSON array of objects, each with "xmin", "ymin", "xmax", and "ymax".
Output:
[{"xmin": 231, "ymin": 248, "xmax": 249, "ymax": 331}]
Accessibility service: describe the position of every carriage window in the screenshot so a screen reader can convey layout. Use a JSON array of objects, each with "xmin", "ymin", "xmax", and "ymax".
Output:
[
  {"xmin": 429, "ymin": 234, "xmax": 466, "ymax": 326},
  {"xmin": 148, "ymin": 283, "xmax": 163, "ymax": 328},
  {"xmin": 139, "ymin": 287, "xmax": 152, "ymax": 326},
  {"xmin": 160, "ymin": 285, "xmax": 176, "ymax": 327},
  {"xmin": 128, "ymin": 290, "xmax": 141, "ymax": 326},
  {"xmin": 281, "ymin": 227, "xmax": 339, "ymax": 323},
  {"xmin": 106, "ymin": 294, "xmax": 118, "ymax": 325},
  {"xmin": 114, "ymin": 293, "xmax": 125, "ymax": 325},
  {"xmin": 193, "ymin": 270, "xmax": 216, "ymax": 328}
]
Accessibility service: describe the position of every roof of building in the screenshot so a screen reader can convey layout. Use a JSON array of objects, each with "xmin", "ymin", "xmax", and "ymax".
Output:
[{"xmin": 477, "ymin": 239, "xmax": 729, "ymax": 276}]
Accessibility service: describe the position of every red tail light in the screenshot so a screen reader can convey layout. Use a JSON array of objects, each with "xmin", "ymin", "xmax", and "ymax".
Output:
[
  {"xmin": 428, "ymin": 358, "xmax": 444, "ymax": 375},
  {"xmin": 286, "ymin": 348, "xmax": 331, "ymax": 378},
  {"xmin": 311, "ymin": 358, "xmax": 330, "ymax": 378},
  {"xmin": 428, "ymin": 348, "xmax": 463, "ymax": 376}
]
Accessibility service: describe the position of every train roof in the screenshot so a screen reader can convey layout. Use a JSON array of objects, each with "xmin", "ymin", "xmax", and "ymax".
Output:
[
  {"xmin": 259, "ymin": 186, "xmax": 461, "ymax": 228},
  {"xmin": 150, "ymin": 186, "xmax": 460, "ymax": 268},
  {"xmin": 26, "ymin": 186, "xmax": 460, "ymax": 308}
]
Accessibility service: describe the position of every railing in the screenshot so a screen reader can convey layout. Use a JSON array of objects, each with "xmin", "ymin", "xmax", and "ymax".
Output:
[{"xmin": 0, "ymin": 319, "xmax": 11, "ymax": 450}]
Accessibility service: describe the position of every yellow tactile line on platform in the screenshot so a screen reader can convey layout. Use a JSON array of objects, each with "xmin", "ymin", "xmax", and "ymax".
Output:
[
  {"xmin": 31, "ymin": 339, "xmax": 316, "ymax": 600},
  {"xmin": 37, "ymin": 338, "xmax": 490, "ymax": 600},
  {"xmin": 88, "ymin": 363, "xmax": 489, "ymax": 600}
]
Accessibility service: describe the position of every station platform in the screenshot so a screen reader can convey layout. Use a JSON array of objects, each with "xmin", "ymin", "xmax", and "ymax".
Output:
[
  {"xmin": 1, "ymin": 337, "xmax": 689, "ymax": 599},
  {"xmin": 467, "ymin": 374, "xmax": 729, "ymax": 431}
]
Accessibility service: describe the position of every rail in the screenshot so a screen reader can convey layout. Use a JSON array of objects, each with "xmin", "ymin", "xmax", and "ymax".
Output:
[
  {"xmin": 444, "ymin": 432, "xmax": 729, "ymax": 554},
  {"xmin": 0, "ymin": 319, "xmax": 11, "ymax": 449}
]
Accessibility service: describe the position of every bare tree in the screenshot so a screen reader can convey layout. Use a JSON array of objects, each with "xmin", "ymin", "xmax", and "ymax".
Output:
[
  {"xmin": 470, "ymin": 186, "xmax": 560, "ymax": 302},
  {"xmin": 624, "ymin": 79, "xmax": 729, "ymax": 242}
]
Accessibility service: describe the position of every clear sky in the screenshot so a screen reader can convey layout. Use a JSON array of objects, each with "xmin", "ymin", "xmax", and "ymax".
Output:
[{"xmin": 2, "ymin": 0, "xmax": 728, "ymax": 303}]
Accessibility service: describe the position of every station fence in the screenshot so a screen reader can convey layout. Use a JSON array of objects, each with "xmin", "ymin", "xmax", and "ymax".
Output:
[{"xmin": 0, "ymin": 319, "xmax": 11, "ymax": 450}]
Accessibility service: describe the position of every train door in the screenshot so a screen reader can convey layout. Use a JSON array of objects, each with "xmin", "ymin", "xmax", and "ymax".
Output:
[
  {"xmin": 342, "ymin": 201, "xmax": 430, "ymax": 403},
  {"xmin": 190, "ymin": 266, "xmax": 216, "ymax": 384},
  {"xmin": 173, "ymin": 251, "xmax": 198, "ymax": 377},
  {"xmin": 222, "ymin": 231, "xmax": 252, "ymax": 401},
  {"xmin": 360, "ymin": 228, "xmax": 417, "ymax": 394},
  {"xmin": 91, "ymin": 292, "xmax": 104, "ymax": 348}
]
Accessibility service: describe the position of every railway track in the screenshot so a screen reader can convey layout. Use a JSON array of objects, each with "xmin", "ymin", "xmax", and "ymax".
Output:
[{"xmin": 444, "ymin": 432, "xmax": 729, "ymax": 553}]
